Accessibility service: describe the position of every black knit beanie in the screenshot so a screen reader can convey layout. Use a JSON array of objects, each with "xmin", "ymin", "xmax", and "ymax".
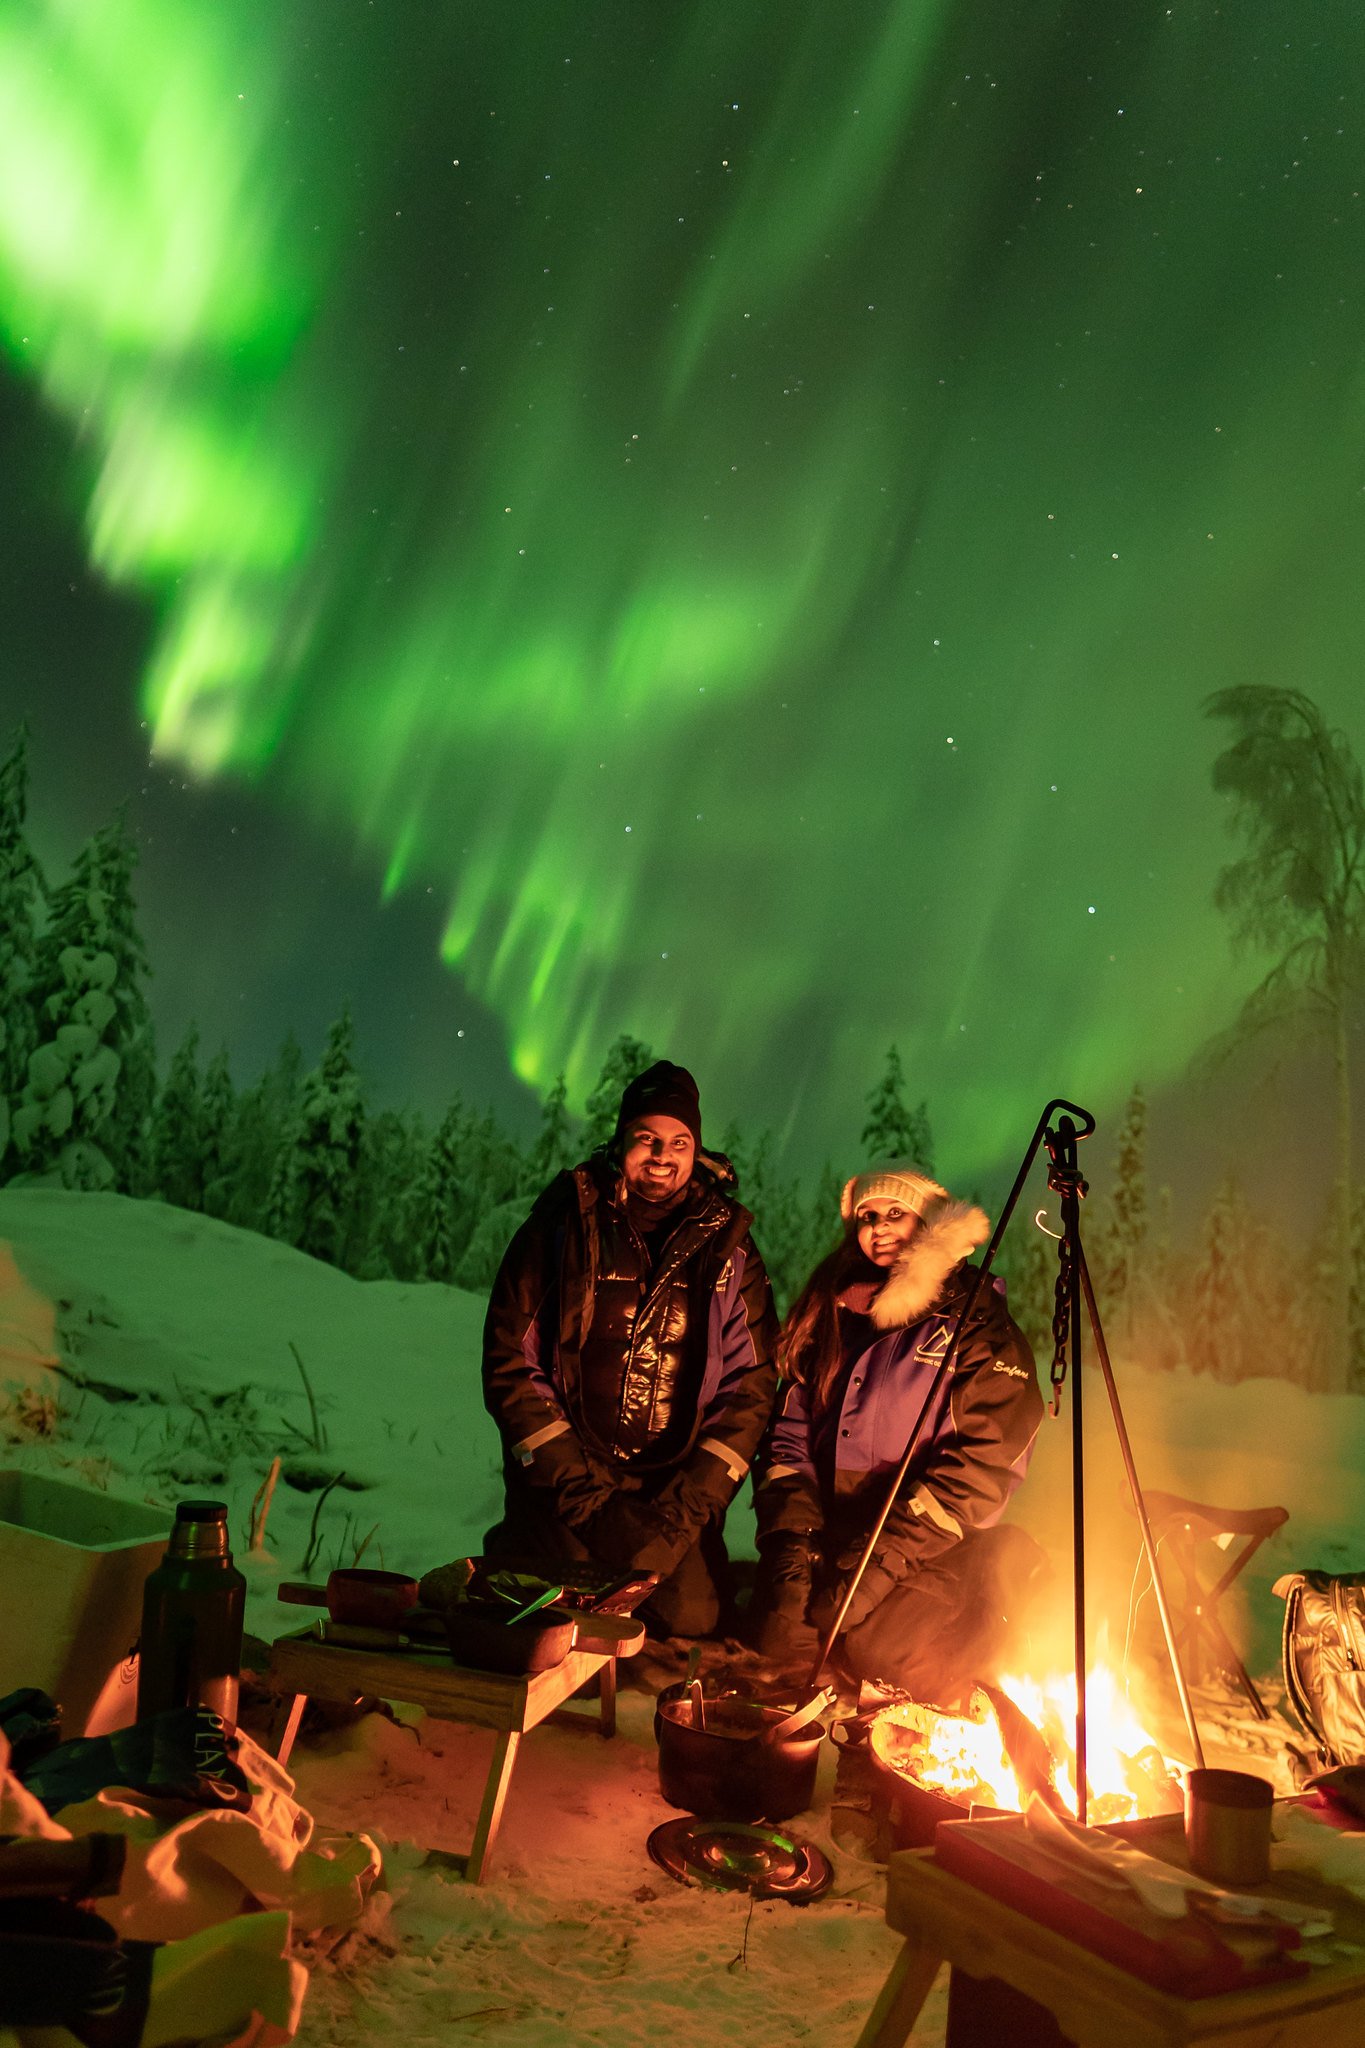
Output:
[{"xmin": 614, "ymin": 1060, "xmax": 703, "ymax": 1148}]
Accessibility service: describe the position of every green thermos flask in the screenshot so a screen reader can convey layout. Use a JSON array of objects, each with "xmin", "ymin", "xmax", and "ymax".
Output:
[{"xmin": 137, "ymin": 1500, "xmax": 246, "ymax": 1725}]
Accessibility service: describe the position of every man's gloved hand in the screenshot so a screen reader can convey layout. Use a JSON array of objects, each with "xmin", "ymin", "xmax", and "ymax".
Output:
[
  {"xmin": 809, "ymin": 1543, "xmax": 908, "ymax": 1634},
  {"xmin": 655, "ymin": 1450, "xmax": 736, "ymax": 1539},
  {"xmin": 526, "ymin": 1430, "xmax": 612, "ymax": 1530},
  {"xmin": 583, "ymin": 1494, "xmax": 690, "ymax": 1577}
]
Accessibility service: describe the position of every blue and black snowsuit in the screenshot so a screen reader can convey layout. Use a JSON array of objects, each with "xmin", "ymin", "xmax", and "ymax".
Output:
[{"xmin": 754, "ymin": 1258, "xmax": 1045, "ymax": 1701}]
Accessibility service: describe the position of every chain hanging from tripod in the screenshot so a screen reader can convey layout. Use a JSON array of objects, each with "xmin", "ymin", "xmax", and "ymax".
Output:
[
  {"xmin": 1048, "ymin": 1232, "xmax": 1073, "ymax": 1418},
  {"xmin": 1045, "ymin": 1118, "xmax": 1089, "ymax": 1419}
]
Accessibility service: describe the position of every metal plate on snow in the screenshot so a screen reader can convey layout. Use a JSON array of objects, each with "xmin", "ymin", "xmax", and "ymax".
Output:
[{"xmin": 646, "ymin": 1817, "xmax": 833, "ymax": 1901}]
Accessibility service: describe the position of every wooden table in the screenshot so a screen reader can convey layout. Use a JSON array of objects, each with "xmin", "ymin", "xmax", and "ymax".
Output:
[
  {"xmin": 854, "ymin": 1844, "xmax": 1365, "ymax": 2048},
  {"xmin": 268, "ymin": 1614, "xmax": 642, "ymax": 1884}
]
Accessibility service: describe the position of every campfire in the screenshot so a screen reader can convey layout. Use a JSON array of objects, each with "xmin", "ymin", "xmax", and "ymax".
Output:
[{"xmin": 868, "ymin": 1658, "xmax": 1183, "ymax": 1839}]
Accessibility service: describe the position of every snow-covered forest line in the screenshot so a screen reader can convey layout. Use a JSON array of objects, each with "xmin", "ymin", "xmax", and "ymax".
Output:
[
  {"xmin": 1, "ymin": 691, "xmax": 1362, "ymax": 1390},
  {"xmin": 0, "ymin": 722, "xmax": 919, "ymax": 1307}
]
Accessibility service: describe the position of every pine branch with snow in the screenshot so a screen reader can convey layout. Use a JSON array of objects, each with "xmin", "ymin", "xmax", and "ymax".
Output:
[{"xmin": 0, "ymin": 726, "xmax": 45, "ymax": 1174}]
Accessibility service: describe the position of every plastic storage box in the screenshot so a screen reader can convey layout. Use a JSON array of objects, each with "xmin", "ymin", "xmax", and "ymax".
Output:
[{"xmin": 0, "ymin": 1469, "xmax": 171, "ymax": 1735}]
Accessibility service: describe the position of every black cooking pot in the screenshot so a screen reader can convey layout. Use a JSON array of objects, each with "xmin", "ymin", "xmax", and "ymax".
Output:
[
  {"xmin": 654, "ymin": 1686, "xmax": 828, "ymax": 1822},
  {"xmin": 447, "ymin": 1602, "xmax": 575, "ymax": 1673},
  {"xmin": 444, "ymin": 1600, "xmax": 633, "ymax": 1674}
]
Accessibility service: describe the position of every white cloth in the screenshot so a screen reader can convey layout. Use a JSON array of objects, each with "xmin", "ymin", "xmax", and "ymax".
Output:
[
  {"xmin": 52, "ymin": 1727, "xmax": 381, "ymax": 1942},
  {"xmin": 1, "ymin": 1724, "xmax": 379, "ymax": 2045}
]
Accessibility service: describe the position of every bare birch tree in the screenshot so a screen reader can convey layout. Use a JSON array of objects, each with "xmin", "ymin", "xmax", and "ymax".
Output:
[{"xmin": 1204, "ymin": 687, "xmax": 1364, "ymax": 1389}]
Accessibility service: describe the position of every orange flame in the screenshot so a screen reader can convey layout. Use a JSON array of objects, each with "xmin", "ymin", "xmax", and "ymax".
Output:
[{"xmin": 871, "ymin": 1660, "xmax": 1182, "ymax": 1823}]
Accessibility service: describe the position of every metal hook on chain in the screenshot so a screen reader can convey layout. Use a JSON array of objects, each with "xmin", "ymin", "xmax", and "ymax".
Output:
[{"xmin": 1044, "ymin": 1119, "xmax": 1089, "ymax": 1419}]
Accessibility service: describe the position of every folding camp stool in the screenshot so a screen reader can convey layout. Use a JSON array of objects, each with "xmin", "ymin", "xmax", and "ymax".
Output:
[{"xmin": 1140, "ymin": 1491, "xmax": 1288, "ymax": 1720}]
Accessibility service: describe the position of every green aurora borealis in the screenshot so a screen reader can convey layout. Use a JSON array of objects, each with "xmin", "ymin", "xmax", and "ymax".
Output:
[{"xmin": 1, "ymin": 0, "xmax": 1362, "ymax": 1177}]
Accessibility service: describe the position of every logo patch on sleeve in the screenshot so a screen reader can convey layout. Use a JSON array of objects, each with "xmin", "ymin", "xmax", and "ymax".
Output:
[{"xmin": 992, "ymin": 1359, "xmax": 1027, "ymax": 1379}]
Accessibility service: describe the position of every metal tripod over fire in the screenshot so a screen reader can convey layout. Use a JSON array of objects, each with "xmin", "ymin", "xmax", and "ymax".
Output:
[{"xmin": 809, "ymin": 1098, "xmax": 1206, "ymax": 1821}]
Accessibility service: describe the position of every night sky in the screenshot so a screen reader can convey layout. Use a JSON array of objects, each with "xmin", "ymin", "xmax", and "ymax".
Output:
[{"xmin": 1, "ymin": 0, "xmax": 1361, "ymax": 1187}]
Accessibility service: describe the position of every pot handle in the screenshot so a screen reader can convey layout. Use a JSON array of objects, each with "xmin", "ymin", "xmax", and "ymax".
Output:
[
  {"xmin": 762, "ymin": 1684, "xmax": 837, "ymax": 1747},
  {"xmin": 569, "ymin": 1613, "xmax": 647, "ymax": 1659}
]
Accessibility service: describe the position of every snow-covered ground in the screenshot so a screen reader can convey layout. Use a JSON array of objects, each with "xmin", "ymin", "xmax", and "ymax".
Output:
[
  {"xmin": 1, "ymin": 1190, "xmax": 1360, "ymax": 2047},
  {"xmin": 0, "ymin": 1188, "xmax": 501, "ymax": 1584}
]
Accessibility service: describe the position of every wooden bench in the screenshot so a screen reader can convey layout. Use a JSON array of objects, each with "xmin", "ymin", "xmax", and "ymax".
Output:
[{"xmin": 269, "ymin": 1612, "xmax": 643, "ymax": 1884}]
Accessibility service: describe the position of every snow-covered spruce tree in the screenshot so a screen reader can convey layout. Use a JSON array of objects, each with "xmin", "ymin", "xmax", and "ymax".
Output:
[
  {"xmin": 353, "ymin": 1106, "xmax": 427, "ymax": 1279},
  {"xmin": 524, "ymin": 1070, "xmax": 576, "ymax": 1188},
  {"xmin": 411, "ymin": 1096, "xmax": 465, "ymax": 1283},
  {"xmin": 0, "ymin": 725, "xmax": 44, "ymax": 1173},
  {"xmin": 1180, "ymin": 1181, "xmax": 1321, "ymax": 1389},
  {"xmin": 199, "ymin": 1047, "xmax": 236, "ymax": 1219},
  {"xmin": 1131, "ymin": 1182, "xmax": 1185, "ymax": 1375},
  {"xmin": 755, "ymin": 1170, "xmax": 814, "ymax": 1314},
  {"xmin": 450, "ymin": 1111, "xmax": 530, "ymax": 1291},
  {"xmin": 994, "ymin": 1215, "xmax": 1059, "ymax": 1361},
  {"xmin": 1297, "ymin": 1200, "xmax": 1348, "ymax": 1393},
  {"xmin": 1113, "ymin": 1081, "xmax": 1146, "ymax": 1335},
  {"xmin": 743, "ymin": 1159, "xmax": 848, "ymax": 1317},
  {"xmin": 151, "ymin": 1023, "xmax": 204, "ymax": 1210},
  {"xmin": 719, "ymin": 1125, "xmax": 821, "ymax": 1313},
  {"xmin": 724, "ymin": 1124, "xmax": 776, "ymax": 1271},
  {"xmin": 12, "ymin": 935, "xmax": 121, "ymax": 1186},
  {"xmin": 720, "ymin": 1119, "xmax": 774, "ymax": 1216},
  {"xmin": 1092, "ymin": 1084, "xmax": 1148, "ymax": 1338},
  {"xmin": 1188, "ymin": 1177, "xmax": 1253, "ymax": 1382},
  {"xmin": 86, "ymin": 813, "xmax": 155, "ymax": 1192},
  {"xmin": 582, "ymin": 1033, "xmax": 655, "ymax": 1153},
  {"xmin": 801, "ymin": 1162, "xmax": 846, "ymax": 1273},
  {"xmin": 860, "ymin": 1044, "xmax": 935, "ymax": 1174},
  {"xmin": 12, "ymin": 812, "xmax": 152, "ymax": 1189},
  {"xmin": 266, "ymin": 1010, "xmax": 366, "ymax": 1267},
  {"xmin": 227, "ymin": 1031, "xmax": 303, "ymax": 1232},
  {"xmin": 1112, "ymin": 1086, "xmax": 1148, "ymax": 1261},
  {"xmin": 906, "ymin": 1101, "xmax": 935, "ymax": 1175},
  {"xmin": 458, "ymin": 1108, "xmax": 523, "ymax": 1242},
  {"xmin": 1150, "ymin": 1183, "xmax": 1173, "ymax": 1301}
]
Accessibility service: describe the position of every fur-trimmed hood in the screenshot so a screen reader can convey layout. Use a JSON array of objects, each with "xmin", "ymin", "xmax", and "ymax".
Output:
[{"xmin": 867, "ymin": 1200, "xmax": 990, "ymax": 1329}]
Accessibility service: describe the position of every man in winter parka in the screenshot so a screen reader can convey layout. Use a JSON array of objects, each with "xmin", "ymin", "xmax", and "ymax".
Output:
[
  {"xmin": 482, "ymin": 1060, "xmax": 779, "ymax": 1638},
  {"xmin": 751, "ymin": 1164, "xmax": 1046, "ymax": 1703}
]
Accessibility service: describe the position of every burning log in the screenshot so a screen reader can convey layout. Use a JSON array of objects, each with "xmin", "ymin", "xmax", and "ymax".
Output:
[
  {"xmin": 869, "ymin": 1690, "xmax": 1026, "ymax": 1815},
  {"xmin": 864, "ymin": 1669, "xmax": 1183, "ymax": 1850}
]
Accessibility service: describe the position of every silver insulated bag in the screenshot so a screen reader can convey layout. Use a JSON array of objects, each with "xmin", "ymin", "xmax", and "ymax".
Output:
[{"xmin": 1276, "ymin": 1570, "xmax": 1365, "ymax": 1768}]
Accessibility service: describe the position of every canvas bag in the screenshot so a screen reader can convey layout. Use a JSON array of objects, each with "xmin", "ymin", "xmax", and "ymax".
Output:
[{"xmin": 1275, "ymin": 1570, "xmax": 1365, "ymax": 1767}]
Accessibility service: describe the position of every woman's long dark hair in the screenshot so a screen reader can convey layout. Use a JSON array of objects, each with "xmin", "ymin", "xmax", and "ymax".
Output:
[{"xmin": 776, "ymin": 1223, "xmax": 880, "ymax": 1418}]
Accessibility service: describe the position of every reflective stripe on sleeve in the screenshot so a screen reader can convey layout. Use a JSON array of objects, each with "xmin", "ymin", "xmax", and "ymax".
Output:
[
  {"xmin": 700, "ymin": 1436, "xmax": 748, "ymax": 1482},
  {"xmin": 512, "ymin": 1417, "xmax": 572, "ymax": 1465},
  {"xmin": 909, "ymin": 1484, "xmax": 962, "ymax": 1539},
  {"xmin": 759, "ymin": 1461, "xmax": 802, "ymax": 1488}
]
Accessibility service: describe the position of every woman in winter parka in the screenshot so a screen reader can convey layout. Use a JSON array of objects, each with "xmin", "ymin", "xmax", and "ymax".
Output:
[{"xmin": 750, "ymin": 1163, "xmax": 1048, "ymax": 1706}]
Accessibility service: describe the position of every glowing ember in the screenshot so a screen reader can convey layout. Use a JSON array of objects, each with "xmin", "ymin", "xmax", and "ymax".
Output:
[
  {"xmin": 870, "ymin": 1663, "xmax": 1183, "ymax": 1824},
  {"xmin": 871, "ymin": 1692, "xmax": 1017, "ymax": 1810}
]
